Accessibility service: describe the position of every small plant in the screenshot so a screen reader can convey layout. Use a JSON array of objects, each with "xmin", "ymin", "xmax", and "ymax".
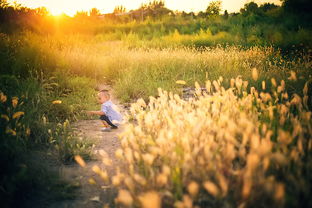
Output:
[
  {"xmin": 0, "ymin": 92, "xmax": 31, "ymax": 206},
  {"xmin": 47, "ymin": 119, "xmax": 93, "ymax": 163}
]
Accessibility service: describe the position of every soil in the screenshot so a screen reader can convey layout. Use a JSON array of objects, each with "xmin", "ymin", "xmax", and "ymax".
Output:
[{"xmin": 47, "ymin": 85, "xmax": 127, "ymax": 208}]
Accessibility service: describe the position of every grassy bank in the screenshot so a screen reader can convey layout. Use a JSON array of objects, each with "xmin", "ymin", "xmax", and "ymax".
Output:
[{"xmin": 0, "ymin": 33, "xmax": 96, "ymax": 207}]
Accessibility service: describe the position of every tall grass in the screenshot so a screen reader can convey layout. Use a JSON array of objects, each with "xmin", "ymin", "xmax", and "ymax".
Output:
[
  {"xmin": 0, "ymin": 33, "xmax": 97, "ymax": 207},
  {"xmin": 88, "ymin": 73, "xmax": 312, "ymax": 207},
  {"xmin": 20, "ymin": 33, "xmax": 310, "ymax": 103}
]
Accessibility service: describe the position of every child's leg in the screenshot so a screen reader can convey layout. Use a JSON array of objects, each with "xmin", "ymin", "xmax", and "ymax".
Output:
[
  {"xmin": 100, "ymin": 115, "xmax": 118, "ymax": 129},
  {"xmin": 101, "ymin": 120, "xmax": 110, "ymax": 127}
]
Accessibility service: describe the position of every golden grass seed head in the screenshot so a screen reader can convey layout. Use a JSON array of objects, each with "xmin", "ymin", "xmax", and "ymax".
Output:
[
  {"xmin": 176, "ymin": 80, "xmax": 186, "ymax": 85},
  {"xmin": 156, "ymin": 173, "xmax": 168, "ymax": 187},
  {"xmin": 243, "ymin": 81, "xmax": 249, "ymax": 90},
  {"xmin": 92, "ymin": 165, "xmax": 101, "ymax": 174},
  {"xmin": 12, "ymin": 97, "xmax": 18, "ymax": 108},
  {"xmin": 52, "ymin": 100, "xmax": 62, "ymax": 105},
  {"xmin": 205, "ymin": 80, "xmax": 212, "ymax": 93},
  {"xmin": 134, "ymin": 174, "xmax": 147, "ymax": 186},
  {"xmin": 252, "ymin": 68, "xmax": 258, "ymax": 81},
  {"xmin": 281, "ymin": 80, "xmax": 286, "ymax": 89},
  {"xmin": 277, "ymin": 129, "xmax": 292, "ymax": 145},
  {"xmin": 124, "ymin": 177, "xmax": 135, "ymax": 192},
  {"xmin": 115, "ymin": 148, "xmax": 124, "ymax": 160},
  {"xmin": 115, "ymin": 189, "xmax": 133, "ymax": 207},
  {"xmin": 303, "ymin": 82, "xmax": 309, "ymax": 95},
  {"xmin": 162, "ymin": 165, "xmax": 171, "ymax": 176},
  {"xmin": 290, "ymin": 94, "xmax": 302, "ymax": 106},
  {"xmin": 6, "ymin": 128, "xmax": 16, "ymax": 136},
  {"xmin": 203, "ymin": 181, "xmax": 219, "ymax": 197},
  {"xmin": 224, "ymin": 144, "xmax": 236, "ymax": 161},
  {"xmin": 251, "ymin": 135, "xmax": 260, "ymax": 150},
  {"xmin": 0, "ymin": 92, "xmax": 7, "ymax": 103},
  {"xmin": 290, "ymin": 149, "xmax": 300, "ymax": 161},
  {"xmin": 142, "ymin": 153, "xmax": 155, "ymax": 166},
  {"xmin": 217, "ymin": 174, "xmax": 228, "ymax": 196},
  {"xmin": 102, "ymin": 158, "xmax": 112, "ymax": 166},
  {"xmin": 271, "ymin": 78, "xmax": 277, "ymax": 87},
  {"xmin": 262, "ymin": 81, "xmax": 266, "ymax": 90},
  {"xmin": 1, "ymin": 114, "xmax": 9, "ymax": 122},
  {"xmin": 112, "ymin": 175, "xmax": 122, "ymax": 186},
  {"xmin": 242, "ymin": 178, "xmax": 252, "ymax": 199},
  {"xmin": 282, "ymin": 92, "xmax": 289, "ymax": 100},
  {"xmin": 263, "ymin": 157, "xmax": 270, "ymax": 172},
  {"xmin": 187, "ymin": 181, "xmax": 199, "ymax": 197},
  {"xmin": 274, "ymin": 183, "xmax": 285, "ymax": 201},
  {"xmin": 74, "ymin": 155, "xmax": 86, "ymax": 167},
  {"xmin": 138, "ymin": 191, "xmax": 161, "ymax": 208},
  {"xmin": 88, "ymin": 178, "xmax": 96, "ymax": 185},
  {"xmin": 181, "ymin": 194, "xmax": 193, "ymax": 208},
  {"xmin": 230, "ymin": 78, "xmax": 235, "ymax": 88},
  {"xmin": 246, "ymin": 153, "xmax": 260, "ymax": 173},
  {"xmin": 288, "ymin": 71, "xmax": 297, "ymax": 81},
  {"xmin": 124, "ymin": 148, "xmax": 134, "ymax": 164},
  {"xmin": 272, "ymin": 153, "xmax": 288, "ymax": 166}
]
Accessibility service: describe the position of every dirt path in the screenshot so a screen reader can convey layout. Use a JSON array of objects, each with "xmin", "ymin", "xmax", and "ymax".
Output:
[{"xmin": 49, "ymin": 85, "xmax": 127, "ymax": 208}]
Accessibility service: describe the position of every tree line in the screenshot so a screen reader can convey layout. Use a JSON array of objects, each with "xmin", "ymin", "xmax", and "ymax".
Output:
[{"xmin": 0, "ymin": 0, "xmax": 311, "ymax": 48}]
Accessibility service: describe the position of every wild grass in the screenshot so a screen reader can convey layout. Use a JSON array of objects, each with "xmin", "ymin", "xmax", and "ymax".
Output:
[
  {"xmin": 20, "ymin": 33, "xmax": 310, "ymax": 103},
  {"xmin": 1, "ymin": 31, "xmax": 311, "ymax": 207},
  {"xmin": 0, "ymin": 33, "xmax": 97, "ymax": 206},
  {"xmin": 88, "ymin": 72, "xmax": 312, "ymax": 207}
]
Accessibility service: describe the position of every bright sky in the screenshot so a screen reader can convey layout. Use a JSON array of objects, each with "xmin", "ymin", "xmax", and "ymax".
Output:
[{"xmin": 10, "ymin": 0, "xmax": 281, "ymax": 16}]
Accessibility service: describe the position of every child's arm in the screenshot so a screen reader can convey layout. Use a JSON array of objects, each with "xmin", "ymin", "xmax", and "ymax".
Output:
[{"xmin": 86, "ymin": 110, "xmax": 105, "ymax": 116}]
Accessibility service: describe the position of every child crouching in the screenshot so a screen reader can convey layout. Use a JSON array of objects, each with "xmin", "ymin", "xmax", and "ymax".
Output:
[{"xmin": 87, "ymin": 90, "xmax": 122, "ymax": 131}]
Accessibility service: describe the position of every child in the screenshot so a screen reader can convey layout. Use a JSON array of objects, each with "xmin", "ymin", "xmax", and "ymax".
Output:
[{"xmin": 87, "ymin": 90, "xmax": 122, "ymax": 131}]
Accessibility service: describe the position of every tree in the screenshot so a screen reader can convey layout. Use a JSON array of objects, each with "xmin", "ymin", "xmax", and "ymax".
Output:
[
  {"xmin": 113, "ymin": 5, "xmax": 126, "ymax": 14},
  {"xmin": 282, "ymin": 0, "xmax": 312, "ymax": 14},
  {"xmin": 240, "ymin": 2, "xmax": 259, "ymax": 15},
  {"xmin": 260, "ymin": 3, "xmax": 278, "ymax": 13},
  {"xmin": 0, "ymin": 0, "xmax": 8, "ymax": 8},
  {"xmin": 137, "ymin": 0, "xmax": 171, "ymax": 20},
  {"xmin": 197, "ymin": 11, "xmax": 207, "ymax": 18},
  {"xmin": 223, "ymin": 9, "xmax": 229, "ymax": 19},
  {"xmin": 74, "ymin": 11, "xmax": 88, "ymax": 19},
  {"xmin": 35, "ymin": 7, "xmax": 49, "ymax": 16},
  {"xmin": 89, "ymin": 8, "xmax": 100, "ymax": 17},
  {"xmin": 206, "ymin": 1, "xmax": 222, "ymax": 16}
]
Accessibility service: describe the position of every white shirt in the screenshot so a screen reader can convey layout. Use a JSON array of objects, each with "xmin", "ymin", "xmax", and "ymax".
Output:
[{"xmin": 101, "ymin": 100, "xmax": 122, "ymax": 125}]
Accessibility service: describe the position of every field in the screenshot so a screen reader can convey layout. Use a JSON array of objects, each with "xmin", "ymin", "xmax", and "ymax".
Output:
[{"xmin": 1, "ymin": 1, "xmax": 312, "ymax": 207}]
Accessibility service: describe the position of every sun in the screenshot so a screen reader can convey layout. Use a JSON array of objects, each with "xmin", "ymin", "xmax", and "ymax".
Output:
[
  {"xmin": 48, "ymin": 7, "xmax": 77, "ymax": 17},
  {"xmin": 49, "ymin": 8, "xmax": 64, "ymax": 16}
]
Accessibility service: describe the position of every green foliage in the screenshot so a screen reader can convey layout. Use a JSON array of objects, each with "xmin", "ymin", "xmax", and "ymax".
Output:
[
  {"xmin": 0, "ymin": 34, "xmax": 96, "ymax": 207},
  {"xmin": 206, "ymin": 1, "xmax": 222, "ymax": 16},
  {"xmin": 48, "ymin": 120, "xmax": 93, "ymax": 163},
  {"xmin": 282, "ymin": 0, "xmax": 312, "ymax": 14}
]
